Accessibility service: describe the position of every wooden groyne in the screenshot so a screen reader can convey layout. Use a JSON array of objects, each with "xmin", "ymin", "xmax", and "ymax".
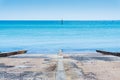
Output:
[
  {"xmin": 96, "ymin": 50, "xmax": 120, "ymax": 57},
  {"xmin": 0, "ymin": 50, "xmax": 27, "ymax": 57}
]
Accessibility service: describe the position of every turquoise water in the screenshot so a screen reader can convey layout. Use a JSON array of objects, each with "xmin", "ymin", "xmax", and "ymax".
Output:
[{"xmin": 0, "ymin": 20, "xmax": 120, "ymax": 53}]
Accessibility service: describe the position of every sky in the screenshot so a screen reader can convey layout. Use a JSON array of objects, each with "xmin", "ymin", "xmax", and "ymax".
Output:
[{"xmin": 0, "ymin": 0, "xmax": 120, "ymax": 20}]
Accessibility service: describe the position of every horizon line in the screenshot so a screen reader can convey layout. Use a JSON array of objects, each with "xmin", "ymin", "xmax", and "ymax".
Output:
[{"xmin": 0, "ymin": 19, "xmax": 120, "ymax": 21}]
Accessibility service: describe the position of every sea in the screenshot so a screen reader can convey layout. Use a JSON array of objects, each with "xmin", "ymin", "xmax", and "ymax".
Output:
[{"xmin": 0, "ymin": 20, "xmax": 120, "ymax": 54}]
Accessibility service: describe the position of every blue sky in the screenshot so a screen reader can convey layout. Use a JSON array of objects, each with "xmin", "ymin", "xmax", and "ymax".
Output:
[{"xmin": 0, "ymin": 0, "xmax": 120, "ymax": 20}]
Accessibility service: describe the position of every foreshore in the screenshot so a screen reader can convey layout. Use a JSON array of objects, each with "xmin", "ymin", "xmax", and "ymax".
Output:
[{"xmin": 0, "ymin": 53, "xmax": 120, "ymax": 80}]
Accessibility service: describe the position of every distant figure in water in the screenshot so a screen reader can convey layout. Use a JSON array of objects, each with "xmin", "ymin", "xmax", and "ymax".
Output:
[{"xmin": 58, "ymin": 49, "xmax": 63, "ymax": 56}]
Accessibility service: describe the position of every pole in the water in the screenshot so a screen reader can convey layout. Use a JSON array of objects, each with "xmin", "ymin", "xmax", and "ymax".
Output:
[{"xmin": 61, "ymin": 19, "xmax": 63, "ymax": 25}]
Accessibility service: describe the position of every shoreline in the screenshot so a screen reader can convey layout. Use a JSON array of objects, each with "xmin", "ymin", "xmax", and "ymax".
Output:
[{"xmin": 4, "ymin": 52, "xmax": 120, "ymax": 62}]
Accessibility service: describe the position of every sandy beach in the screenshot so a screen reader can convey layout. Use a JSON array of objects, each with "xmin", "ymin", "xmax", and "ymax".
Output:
[
  {"xmin": 0, "ymin": 55, "xmax": 57, "ymax": 80},
  {"xmin": 0, "ymin": 53, "xmax": 120, "ymax": 80}
]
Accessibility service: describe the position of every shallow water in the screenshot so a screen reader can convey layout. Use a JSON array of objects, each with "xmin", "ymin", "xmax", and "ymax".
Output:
[{"xmin": 0, "ymin": 20, "xmax": 120, "ymax": 53}]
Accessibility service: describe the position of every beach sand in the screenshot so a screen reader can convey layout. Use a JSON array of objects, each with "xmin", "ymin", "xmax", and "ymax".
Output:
[
  {"xmin": 0, "ymin": 56, "xmax": 57, "ymax": 80},
  {"xmin": 64, "ymin": 53, "xmax": 120, "ymax": 80},
  {"xmin": 0, "ymin": 53, "xmax": 120, "ymax": 80}
]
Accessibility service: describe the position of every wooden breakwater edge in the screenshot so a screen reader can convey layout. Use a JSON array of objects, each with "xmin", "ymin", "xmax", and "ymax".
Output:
[
  {"xmin": 96, "ymin": 50, "xmax": 120, "ymax": 57},
  {"xmin": 0, "ymin": 50, "xmax": 27, "ymax": 57}
]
